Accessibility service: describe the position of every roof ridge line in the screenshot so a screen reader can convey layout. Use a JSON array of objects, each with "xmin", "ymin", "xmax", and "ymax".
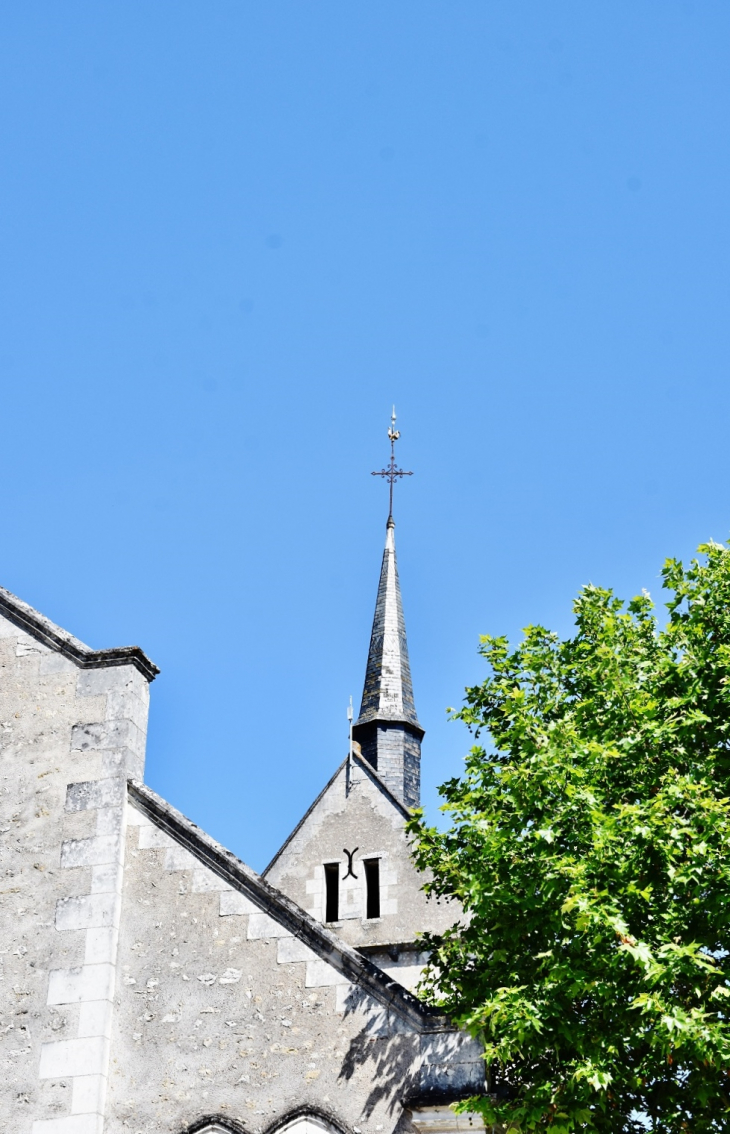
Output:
[
  {"xmin": 0, "ymin": 584, "xmax": 159, "ymax": 682},
  {"xmin": 351, "ymin": 750, "xmax": 412, "ymax": 819},
  {"xmin": 261, "ymin": 758, "xmax": 348, "ymax": 877},
  {"xmin": 127, "ymin": 778, "xmax": 450, "ymax": 1033},
  {"xmin": 261, "ymin": 749, "xmax": 411, "ymax": 879}
]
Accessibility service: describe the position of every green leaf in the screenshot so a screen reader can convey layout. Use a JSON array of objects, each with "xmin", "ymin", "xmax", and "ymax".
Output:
[{"xmin": 410, "ymin": 537, "xmax": 730, "ymax": 1133}]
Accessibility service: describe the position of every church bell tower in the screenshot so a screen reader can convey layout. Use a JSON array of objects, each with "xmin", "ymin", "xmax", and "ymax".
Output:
[{"xmin": 352, "ymin": 411, "xmax": 424, "ymax": 808}]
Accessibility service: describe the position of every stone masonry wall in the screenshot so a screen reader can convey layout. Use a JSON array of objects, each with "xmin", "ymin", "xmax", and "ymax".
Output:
[
  {"xmin": 108, "ymin": 803, "xmax": 482, "ymax": 1134},
  {"xmin": 264, "ymin": 763, "xmax": 457, "ymax": 951},
  {"xmin": 0, "ymin": 611, "xmax": 150, "ymax": 1134},
  {"xmin": 0, "ymin": 601, "xmax": 479, "ymax": 1134}
]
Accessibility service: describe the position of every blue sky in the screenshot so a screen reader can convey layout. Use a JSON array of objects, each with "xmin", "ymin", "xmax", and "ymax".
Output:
[{"xmin": 2, "ymin": 3, "xmax": 729, "ymax": 869}]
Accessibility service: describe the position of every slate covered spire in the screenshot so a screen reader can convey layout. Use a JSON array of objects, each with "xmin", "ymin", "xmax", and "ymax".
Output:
[
  {"xmin": 352, "ymin": 414, "xmax": 424, "ymax": 808},
  {"xmin": 356, "ymin": 516, "xmax": 421, "ymax": 730}
]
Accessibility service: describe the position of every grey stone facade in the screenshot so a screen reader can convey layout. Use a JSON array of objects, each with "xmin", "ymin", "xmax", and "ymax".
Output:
[
  {"xmin": 264, "ymin": 753, "xmax": 456, "ymax": 957},
  {"xmin": 0, "ymin": 511, "xmax": 484, "ymax": 1134},
  {"xmin": 0, "ymin": 585, "xmax": 152, "ymax": 1134}
]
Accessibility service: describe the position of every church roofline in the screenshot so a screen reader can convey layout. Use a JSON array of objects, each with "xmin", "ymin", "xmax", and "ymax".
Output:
[
  {"xmin": 0, "ymin": 583, "xmax": 159, "ymax": 682},
  {"xmin": 261, "ymin": 749, "xmax": 412, "ymax": 879},
  {"xmin": 352, "ymin": 747, "xmax": 415, "ymax": 816},
  {"xmin": 127, "ymin": 778, "xmax": 450, "ymax": 1033}
]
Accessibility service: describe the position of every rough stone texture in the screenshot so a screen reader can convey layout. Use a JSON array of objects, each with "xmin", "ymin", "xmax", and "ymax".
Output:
[
  {"xmin": 103, "ymin": 797, "xmax": 482, "ymax": 1134},
  {"xmin": 1, "ymin": 582, "xmax": 481, "ymax": 1134},
  {"xmin": 264, "ymin": 756, "xmax": 458, "ymax": 952},
  {"xmin": 0, "ymin": 604, "xmax": 151, "ymax": 1134}
]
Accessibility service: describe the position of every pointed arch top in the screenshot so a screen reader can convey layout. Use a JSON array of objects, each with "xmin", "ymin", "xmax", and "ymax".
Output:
[
  {"xmin": 180, "ymin": 1108, "xmax": 349, "ymax": 1134},
  {"xmin": 274, "ymin": 1116, "xmax": 346, "ymax": 1134}
]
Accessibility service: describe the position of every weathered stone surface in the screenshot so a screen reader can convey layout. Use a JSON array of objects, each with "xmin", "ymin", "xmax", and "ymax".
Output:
[
  {"xmin": 65, "ymin": 779, "xmax": 125, "ymax": 813},
  {"xmin": 0, "ymin": 547, "xmax": 483, "ymax": 1134},
  {"xmin": 264, "ymin": 755, "xmax": 459, "ymax": 950},
  {"xmin": 105, "ymin": 799, "xmax": 477, "ymax": 1134},
  {"xmin": 0, "ymin": 597, "xmax": 152, "ymax": 1134}
]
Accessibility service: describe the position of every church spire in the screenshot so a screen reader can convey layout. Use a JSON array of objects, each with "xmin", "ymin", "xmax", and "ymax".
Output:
[{"xmin": 352, "ymin": 411, "xmax": 424, "ymax": 809}]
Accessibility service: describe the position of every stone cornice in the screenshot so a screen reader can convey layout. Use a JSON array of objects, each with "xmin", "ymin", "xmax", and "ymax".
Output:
[
  {"xmin": 0, "ymin": 584, "xmax": 159, "ymax": 682},
  {"xmin": 406, "ymin": 1106, "xmax": 485, "ymax": 1134},
  {"xmin": 127, "ymin": 778, "xmax": 451, "ymax": 1033},
  {"xmin": 352, "ymin": 711, "xmax": 426, "ymax": 739}
]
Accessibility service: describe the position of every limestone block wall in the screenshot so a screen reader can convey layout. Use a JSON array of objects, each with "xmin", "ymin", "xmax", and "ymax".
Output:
[
  {"xmin": 110, "ymin": 806, "xmax": 423, "ymax": 1134},
  {"xmin": 360, "ymin": 949, "xmax": 430, "ymax": 995},
  {"xmin": 304, "ymin": 849, "xmax": 398, "ymax": 923},
  {"xmin": 109, "ymin": 802, "xmax": 483, "ymax": 1134},
  {"xmin": 264, "ymin": 762, "xmax": 458, "ymax": 950},
  {"xmin": 0, "ymin": 609, "xmax": 151, "ymax": 1134},
  {"xmin": 0, "ymin": 592, "xmax": 481, "ymax": 1134}
]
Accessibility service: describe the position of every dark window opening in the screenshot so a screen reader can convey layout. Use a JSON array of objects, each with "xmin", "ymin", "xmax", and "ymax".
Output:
[
  {"xmin": 364, "ymin": 858, "xmax": 380, "ymax": 919},
  {"xmin": 324, "ymin": 862, "xmax": 340, "ymax": 922}
]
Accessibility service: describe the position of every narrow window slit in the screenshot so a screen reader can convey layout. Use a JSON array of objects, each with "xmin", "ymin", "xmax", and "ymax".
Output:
[
  {"xmin": 324, "ymin": 862, "xmax": 339, "ymax": 922},
  {"xmin": 364, "ymin": 858, "xmax": 380, "ymax": 919}
]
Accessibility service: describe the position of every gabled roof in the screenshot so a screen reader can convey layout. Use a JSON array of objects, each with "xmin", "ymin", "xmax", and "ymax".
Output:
[
  {"xmin": 127, "ymin": 778, "xmax": 448, "ymax": 1033},
  {"xmin": 261, "ymin": 749, "xmax": 412, "ymax": 878},
  {"xmin": 0, "ymin": 584, "xmax": 158, "ymax": 682}
]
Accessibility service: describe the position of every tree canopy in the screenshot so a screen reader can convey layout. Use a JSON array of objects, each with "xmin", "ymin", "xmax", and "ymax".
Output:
[{"xmin": 410, "ymin": 541, "xmax": 730, "ymax": 1133}]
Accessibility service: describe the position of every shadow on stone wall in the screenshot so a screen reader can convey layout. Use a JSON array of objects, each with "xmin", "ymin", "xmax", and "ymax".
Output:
[
  {"xmin": 339, "ymin": 1021, "xmax": 420, "ymax": 1118},
  {"xmin": 338, "ymin": 985, "xmax": 485, "ymax": 1121}
]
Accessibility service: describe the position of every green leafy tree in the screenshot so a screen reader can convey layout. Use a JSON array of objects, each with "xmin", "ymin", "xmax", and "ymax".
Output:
[{"xmin": 410, "ymin": 542, "xmax": 730, "ymax": 1133}]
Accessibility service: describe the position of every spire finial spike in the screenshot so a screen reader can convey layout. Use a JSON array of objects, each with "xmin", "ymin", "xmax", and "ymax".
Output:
[
  {"xmin": 356, "ymin": 430, "xmax": 424, "ymax": 806},
  {"xmin": 372, "ymin": 406, "xmax": 412, "ymax": 520}
]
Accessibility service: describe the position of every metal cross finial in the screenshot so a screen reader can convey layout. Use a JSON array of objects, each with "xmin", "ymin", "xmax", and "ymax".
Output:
[{"xmin": 371, "ymin": 405, "xmax": 413, "ymax": 519}]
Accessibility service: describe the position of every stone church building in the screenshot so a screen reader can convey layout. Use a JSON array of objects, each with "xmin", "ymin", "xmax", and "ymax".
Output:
[{"xmin": 0, "ymin": 507, "xmax": 484, "ymax": 1134}]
